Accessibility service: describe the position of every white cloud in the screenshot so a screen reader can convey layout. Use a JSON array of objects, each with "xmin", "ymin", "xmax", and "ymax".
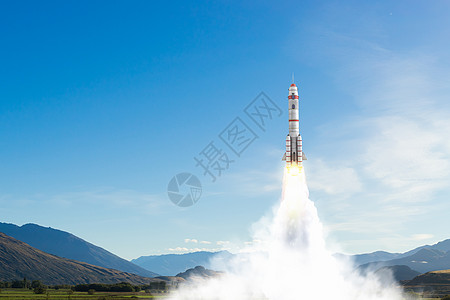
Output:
[
  {"xmin": 44, "ymin": 188, "xmax": 167, "ymax": 214},
  {"xmin": 296, "ymin": 30, "xmax": 450, "ymax": 253},
  {"xmin": 307, "ymin": 159, "xmax": 362, "ymax": 196},
  {"xmin": 0, "ymin": 188, "xmax": 170, "ymax": 222},
  {"xmin": 244, "ymin": 239, "xmax": 263, "ymax": 246},
  {"xmin": 411, "ymin": 234, "xmax": 434, "ymax": 241},
  {"xmin": 168, "ymin": 247, "xmax": 189, "ymax": 252},
  {"xmin": 167, "ymin": 247, "xmax": 223, "ymax": 254},
  {"xmin": 219, "ymin": 165, "xmax": 284, "ymax": 197},
  {"xmin": 359, "ymin": 66, "xmax": 450, "ymax": 202},
  {"xmin": 168, "ymin": 239, "xmax": 233, "ymax": 254},
  {"xmin": 184, "ymin": 238, "xmax": 198, "ymax": 244}
]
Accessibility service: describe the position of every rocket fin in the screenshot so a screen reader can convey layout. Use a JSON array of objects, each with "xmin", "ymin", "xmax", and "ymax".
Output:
[
  {"xmin": 302, "ymin": 152, "xmax": 307, "ymax": 160},
  {"xmin": 282, "ymin": 153, "xmax": 286, "ymax": 161}
]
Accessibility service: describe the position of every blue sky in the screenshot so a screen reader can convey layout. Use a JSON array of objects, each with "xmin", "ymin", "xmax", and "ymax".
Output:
[{"xmin": 1, "ymin": 0, "xmax": 450, "ymax": 260}]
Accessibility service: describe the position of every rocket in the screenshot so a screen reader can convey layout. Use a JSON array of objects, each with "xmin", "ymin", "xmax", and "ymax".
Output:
[{"xmin": 282, "ymin": 83, "xmax": 306, "ymax": 169}]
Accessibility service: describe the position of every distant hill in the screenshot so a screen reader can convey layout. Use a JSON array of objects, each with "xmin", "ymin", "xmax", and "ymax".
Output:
[
  {"xmin": 132, "ymin": 238, "xmax": 450, "ymax": 278},
  {"xmin": 0, "ymin": 232, "xmax": 157, "ymax": 285},
  {"xmin": 347, "ymin": 239, "xmax": 450, "ymax": 266},
  {"xmin": 132, "ymin": 251, "xmax": 233, "ymax": 276},
  {"xmin": 403, "ymin": 269, "xmax": 450, "ymax": 298},
  {"xmin": 0, "ymin": 222, "xmax": 157, "ymax": 277},
  {"xmin": 428, "ymin": 239, "xmax": 450, "ymax": 252},
  {"xmin": 360, "ymin": 248, "xmax": 450, "ymax": 274},
  {"xmin": 374, "ymin": 265, "xmax": 421, "ymax": 281},
  {"xmin": 402, "ymin": 239, "xmax": 450, "ymax": 257},
  {"xmin": 176, "ymin": 266, "xmax": 222, "ymax": 280},
  {"xmin": 407, "ymin": 269, "xmax": 450, "ymax": 285},
  {"xmin": 350, "ymin": 251, "xmax": 404, "ymax": 265}
]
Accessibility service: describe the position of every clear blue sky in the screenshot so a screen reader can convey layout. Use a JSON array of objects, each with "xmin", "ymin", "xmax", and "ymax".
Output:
[{"xmin": 1, "ymin": 0, "xmax": 450, "ymax": 260}]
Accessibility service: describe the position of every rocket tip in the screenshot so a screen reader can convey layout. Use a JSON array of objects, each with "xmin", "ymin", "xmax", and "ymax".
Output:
[{"xmin": 290, "ymin": 83, "xmax": 296, "ymax": 87}]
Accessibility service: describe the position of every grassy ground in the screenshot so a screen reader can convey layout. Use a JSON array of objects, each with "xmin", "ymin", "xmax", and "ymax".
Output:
[
  {"xmin": 0, "ymin": 289, "xmax": 170, "ymax": 299},
  {"xmin": 0, "ymin": 289, "xmax": 444, "ymax": 300}
]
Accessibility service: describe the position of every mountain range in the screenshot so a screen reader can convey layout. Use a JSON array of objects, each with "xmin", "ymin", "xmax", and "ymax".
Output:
[
  {"xmin": 132, "ymin": 251, "xmax": 234, "ymax": 276},
  {"xmin": 403, "ymin": 269, "xmax": 450, "ymax": 298},
  {"xmin": 361, "ymin": 248, "xmax": 450, "ymax": 274},
  {"xmin": 133, "ymin": 239, "xmax": 450, "ymax": 277},
  {"xmin": 176, "ymin": 266, "xmax": 223, "ymax": 280},
  {"xmin": 346, "ymin": 239, "xmax": 450, "ymax": 266},
  {"xmin": 373, "ymin": 265, "xmax": 421, "ymax": 282},
  {"xmin": 0, "ymin": 222, "xmax": 158, "ymax": 277},
  {"xmin": 0, "ymin": 232, "xmax": 156, "ymax": 285},
  {"xmin": 4, "ymin": 220, "xmax": 450, "ymax": 284}
]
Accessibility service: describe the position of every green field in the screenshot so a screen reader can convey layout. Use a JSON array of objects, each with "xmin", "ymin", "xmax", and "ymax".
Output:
[
  {"xmin": 0, "ymin": 289, "xmax": 169, "ymax": 300},
  {"xmin": 0, "ymin": 289, "xmax": 445, "ymax": 300}
]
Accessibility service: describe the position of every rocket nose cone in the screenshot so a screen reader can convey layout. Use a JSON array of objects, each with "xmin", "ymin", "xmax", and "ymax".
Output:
[{"xmin": 290, "ymin": 83, "xmax": 296, "ymax": 87}]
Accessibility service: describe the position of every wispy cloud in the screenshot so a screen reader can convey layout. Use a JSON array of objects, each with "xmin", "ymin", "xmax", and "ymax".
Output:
[
  {"xmin": 9, "ymin": 187, "xmax": 170, "ymax": 216},
  {"xmin": 216, "ymin": 240, "xmax": 230, "ymax": 246},
  {"xmin": 298, "ymin": 27, "xmax": 450, "ymax": 252},
  {"xmin": 168, "ymin": 247, "xmax": 190, "ymax": 252},
  {"xmin": 167, "ymin": 239, "xmax": 236, "ymax": 254},
  {"xmin": 411, "ymin": 234, "xmax": 434, "ymax": 241},
  {"xmin": 307, "ymin": 159, "xmax": 362, "ymax": 196},
  {"xmin": 184, "ymin": 238, "xmax": 198, "ymax": 244},
  {"xmin": 167, "ymin": 247, "xmax": 224, "ymax": 254},
  {"xmin": 220, "ymin": 166, "xmax": 284, "ymax": 196}
]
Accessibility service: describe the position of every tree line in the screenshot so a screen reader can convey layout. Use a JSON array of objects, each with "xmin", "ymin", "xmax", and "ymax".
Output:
[
  {"xmin": 0, "ymin": 278, "xmax": 167, "ymax": 294},
  {"xmin": 0, "ymin": 278, "xmax": 49, "ymax": 294},
  {"xmin": 74, "ymin": 281, "xmax": 166, "ymax": 292}
]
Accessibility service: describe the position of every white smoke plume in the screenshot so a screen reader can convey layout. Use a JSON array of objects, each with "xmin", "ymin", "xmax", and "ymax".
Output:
[{"xmin": 170, "ymin": 169, "xmax": 404, "ymax": 300}]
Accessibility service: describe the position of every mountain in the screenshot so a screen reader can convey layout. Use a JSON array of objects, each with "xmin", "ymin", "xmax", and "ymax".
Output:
[
  {"xmin": 399, "ymin": 239, "xmax": 450, "ymax": 257},
  {"xmin": 335, "ymin": 251, "xmax": 404, "ymax": 265},
  {"xmin": 132, "ymin": 238, "xmax": 450, "ymax": 278},
  {"xmin": 340, "ymin": 238, "xmax": 450, "ymax": 266},
  {"xmin": 132, "ymin": 251, "xmax": 234, "ymax": 276},
  {"xmin": 0, "ymin": 232, "xmax": 157, "ymax": 285},
  {"xmin": 0, "ymin": 222, "xmax": 157, "ymax": 277},
  {"xmin": 351, "ymin": 251, "xmax": 404, "ymax": 265},
  {"xmin": 361, "ymin": 248, "xmax": 450, "ymax": 274},
  {"xmin": 374, "ymin": 265, "xmax": 421, "ymax": 281},
  {"xmin": 407, "ymin": 269, "xmax": 450, "ymax": 285},
  {"xmin": 176, "ymin": 266, "xmax": 222, "ymax": 280},
  {"xmin": 428, "ymin": 239, "xmax": 450, "ymax": 252},
  {"xmin": 403, "ymin": 269, "xmax": 450, "ymax": 298}
]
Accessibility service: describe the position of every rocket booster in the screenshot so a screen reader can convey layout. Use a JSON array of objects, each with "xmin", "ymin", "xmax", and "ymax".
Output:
[{"xmin": 282, "ymin": 83, "xmax": 306, "ymax": 168}]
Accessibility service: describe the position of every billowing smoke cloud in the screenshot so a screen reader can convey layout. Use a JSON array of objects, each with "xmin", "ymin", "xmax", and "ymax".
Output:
[{"xmin": 170, "ymin": 170, "xmax": 404, "ymax": 300}]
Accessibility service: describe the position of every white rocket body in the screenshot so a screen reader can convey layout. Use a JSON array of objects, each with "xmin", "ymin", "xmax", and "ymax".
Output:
[{"xmin": 282, "ymin": 83, "xmax": 306, "ymax": 168}]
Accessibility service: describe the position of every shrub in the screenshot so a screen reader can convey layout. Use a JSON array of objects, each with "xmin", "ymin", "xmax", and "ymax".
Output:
[
  {"xmin": 11, "ymin": 280, "xmax": 24, "ymax": 288},
  {"xmin": 441, "ymin": 296, "xmax": 450, "ymax": 300},
  {"xmin": 34, "ymin": 286, "xmax": 47, "ymax": 294},
  {"xmin": 31, "ymin": 280, "xmax": 43, "ymax": 289},
  {"xmin": 88, "ymin": 289, "xmax": 95, "ymax": 295}
]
